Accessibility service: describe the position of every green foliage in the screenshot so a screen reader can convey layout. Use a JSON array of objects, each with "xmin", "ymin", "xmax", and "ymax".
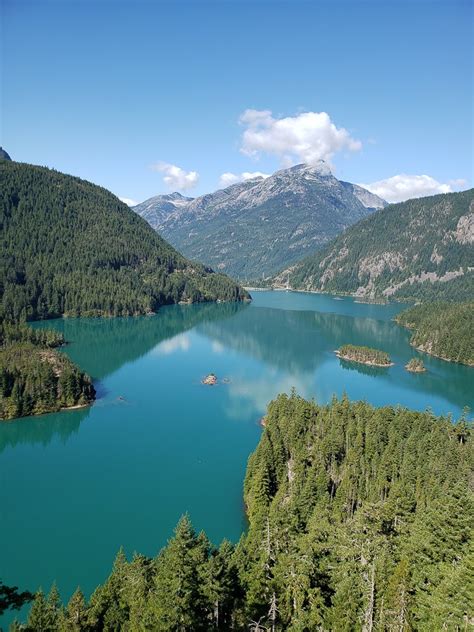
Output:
[
  {"xmin": 0, "ymin": 321, "xmax": 64, "ymax": 348},
  {"xmin": 0, "ymin": 323, "xmax": 91, "ymax": 420},
  {"xmin": 337, "ymin": 344, "xmax": 391, "ymax": 366},
  {"xmin": 285, "ymin": 189, "xmax": 474, "ymax": 302},
  {"xmin": 239, "ymin": 393, "xmax": 473, "ymax": 630},
  {"xmin": 0, "ymin": 161, "xmax": 249, "ymax": 322},
  {"xmin": 0, "ymin": 340, "xmax": 94, "ymax": 420},
  {"xmin": 0, "ymin": 579, "xmax": 33, "ymax": 616},
  {"xmin": 0, "ymin": 161, "xmax": 248, "ymax": 420},
  {"xmin": 396, "ymin": 302, "xmax": 474, "ymax": 365},
  {"xmin": 405, "ymin": 357, "xmax": 426, "ymax": 372},
  {"xmin": 16, "ymin": 394, "xmax": 473, "ymax": 630},
  {"xmin": 25, "ymin": 585, "xmax": 63, "ymax": 632}
]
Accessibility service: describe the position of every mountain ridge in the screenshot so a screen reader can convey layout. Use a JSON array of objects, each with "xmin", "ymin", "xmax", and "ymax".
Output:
[
  {"xmin": 133, "ymin": 162, "xmax": 387, "ymax": 279},
  {"xmin": 275, "ymin": 188, "xmax": 474, "ymax": 301},
  {"xmin": 0, "ymin": 160, "xmax": 249, "ymax": 322}
]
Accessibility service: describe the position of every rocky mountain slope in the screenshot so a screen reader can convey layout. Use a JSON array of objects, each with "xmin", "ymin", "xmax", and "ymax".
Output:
[
  {"xmin": 133, "ymin": 162, "xmax": 386, "ymax": 279},
  {"xmin": 276, "ymin": 189, "xmax": 474, "ymax": 301}
]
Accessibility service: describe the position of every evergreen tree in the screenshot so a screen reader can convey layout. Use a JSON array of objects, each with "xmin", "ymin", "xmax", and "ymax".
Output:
[
  {"xmin": 149, "ymin": 515, "xmax": 209, "ymax": 630},
  {"xmin": 26, "ymin": 589, "xmax": 56, "ymax": 632}
]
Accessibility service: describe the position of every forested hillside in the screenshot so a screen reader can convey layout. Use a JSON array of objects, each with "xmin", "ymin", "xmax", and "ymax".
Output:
[
  {"xmin": 0, "ymin": 323, "xmax": 94, "ymax": 420},
  {"xmin": 0, "ymin": 161, "xmax": 249, "ymax": 322},
  {"xmin": 0, "ymin": 160, "xmax": 248, "ymax": 419},
  {"xmin": 396, "ymin": 302, "xmax": 474, "ymax": 365},
  {"xmin": 277, "ymin": 189, "xmax": 474, "ymax": 302},
  {"xmin": 14, "ymin": 393, "xmax": 473, "ymax": 630}
]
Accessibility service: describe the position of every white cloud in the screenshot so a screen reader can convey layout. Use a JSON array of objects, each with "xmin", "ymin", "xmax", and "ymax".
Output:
[
  {"xmin": 219, "ymin": 170, "xmax": 270, "ymax": 188},
  {"xmin": 239, "ymin": 109, "xmax": 362, "ymax": 166},
  {"xmin": 226, "ymin": 372, "xmax": 314, "ymax": 418},
  {"xmin": 211, "ymin": 340, "xmax": 224, "ymax": 354},
  {"xmin": 151, "ymin": 162, "xmax": 199, "ymax": 191},
  {"xmin": 153, "ymin": 334, "xmax": 191, "ymax": 355},
  {"xmin": 359, "ymin": 174, "xmax": 459, "ymax": 203},
  {"xmin": 119, "ymin": 197, "xmax": 138, "ymax": 207}
]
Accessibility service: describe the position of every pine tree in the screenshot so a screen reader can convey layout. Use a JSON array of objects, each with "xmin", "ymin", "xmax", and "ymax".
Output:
[
  {"xmin": 149, "ymin": 514, "xmax": 208, "ymax": 630},
  {"xmin": 26, "ymin": 589, "xmax": 55, "ymax": 631},
  {"xmin": 47, "ymin": 584, "xmax": 62, "ymax": 628},
  {"xmin": 60, "ymin": 588, "xmax": 87, "ymax": 631}
]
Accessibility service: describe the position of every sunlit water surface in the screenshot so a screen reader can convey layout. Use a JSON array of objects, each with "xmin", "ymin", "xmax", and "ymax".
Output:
[{"xmin": 1, "ymin": 291, "xmax": 472, "ymax": 625}]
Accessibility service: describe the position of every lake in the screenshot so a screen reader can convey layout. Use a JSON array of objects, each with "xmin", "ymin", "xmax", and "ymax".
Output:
[{"xmin": 1, "ymin": 291, "xmax": 472, "ymax": 625}]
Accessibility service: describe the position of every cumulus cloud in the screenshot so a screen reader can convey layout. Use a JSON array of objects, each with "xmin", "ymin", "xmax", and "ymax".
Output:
[
  {"xmin": 239, "ymin": 109, "xmax": 362, "ymax": 165},
  {"xmin": 219, "ymin": 170, "xmax": 270, "ymax": 188},
  {"xmin": 119, "ymin": 197, "xmax": 138, "ymax": 207},
  {"xmin": 226, "ymin": 373, "xmax": 314, "ymax": 419},
  {"xmin": 359, "ymin": 174, "xmax": 459, "ymax": 203},
  {"xmin": 153, "ymin": 334, "xmax": 191, "ymax": 355},
  {"xmin": 151, "ymin": 162, "xmax": 199, "ymax": 191},
  {"xmin": 211, "ymin": 340, "xmax": 224, "ymax": 354}
]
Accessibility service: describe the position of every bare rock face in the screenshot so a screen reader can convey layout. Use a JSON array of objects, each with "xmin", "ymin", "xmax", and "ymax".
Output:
[
  {"xmin": 453, "ymin": 202, "xmax": 474, "ymax": 244},
  {"xmin": 133, "ymin": 162, "xmax": 386, "ymax": 279}
]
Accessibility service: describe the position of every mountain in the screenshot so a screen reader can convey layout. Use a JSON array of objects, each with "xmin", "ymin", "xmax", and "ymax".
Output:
[
  {"xmin": 0, "ymin": 161, "xmax": 249, "ymax": 322},
  {"xmin": 0, "ymin": 147, "xmax": 12, "ymax": 161},
  {"xmin": 340, "ymin": 180, "xmax": 387, "ymax": 210},
  {"xmin": 277, "ymin": 188, "xmax": 474, "ymax": 301},
  {"xmin": 135, "ymin": 191, "xmax": 193, "ymax": 228},
  {"xmin": 133, "ymin": 161, "xmax": 386, "ymax": 279}
]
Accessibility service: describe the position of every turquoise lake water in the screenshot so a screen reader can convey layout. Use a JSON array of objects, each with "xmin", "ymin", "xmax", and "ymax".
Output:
[{"xmin": 1, "ymin": 291, "xmax": 472, "ymax": 625}]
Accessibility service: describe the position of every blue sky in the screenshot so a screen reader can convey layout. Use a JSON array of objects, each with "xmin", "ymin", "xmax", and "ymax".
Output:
[{"xmin": 1, "ymin": 0, "xmax": 473, "ymax": 203}]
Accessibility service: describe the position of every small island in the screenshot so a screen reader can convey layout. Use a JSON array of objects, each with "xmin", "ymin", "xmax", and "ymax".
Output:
[
  {"xmin": 335, "ymin": 344, "xmax": 393, "ymax": 367},
  {"xmin": 405, "ymin": 358, "xmax": 426, "ymax": 373},
  {"xmin": 202, "ymin": 373, "xmax": 218, "ymax": 385}
]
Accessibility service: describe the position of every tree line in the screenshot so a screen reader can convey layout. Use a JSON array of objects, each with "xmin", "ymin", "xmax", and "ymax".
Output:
[
  {"xmin": 0, "ymin": 160, "xmax": 249, "ymax": 420},
  {"xmin": 0, "ymin": 161, "xmax": 248, "ymax": 323},
  {"xmin": 0, "ymin": 323, "xmax": 95, "ymax": 420},
  {"xmin": 11, "ymin": 392, "xmax": 473, "ymax": 630},
  {"xmin": 396, "ymin": 302, "xmax": 474, "ymax": 365}
]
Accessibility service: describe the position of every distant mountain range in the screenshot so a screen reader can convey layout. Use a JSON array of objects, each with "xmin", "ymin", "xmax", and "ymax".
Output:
[
  {"xmin": 276, "ymin": 188, "xmax": 474, "ymax": 301},
  {"xmin": 133, "ymin": 161, "xmax": 386, "ymax": 279}
]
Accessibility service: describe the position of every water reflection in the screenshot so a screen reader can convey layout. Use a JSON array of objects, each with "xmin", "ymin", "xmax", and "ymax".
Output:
[
  {"xmin": 197, "ymin": 305, "xmax": 406, "ymax": 373},
  {"xmin": 4, "ymin": 298, "xmax": 472, "ymax": 456},
  {"xmin": 0, "ymin": 406, "xmax": 90, "ymax": 454},
  {"xmin": 198, "ymin": 304, "xmax": 473, "ymax": 415},
  {"xmin": 32, "ymin": 302, "xmax": 249, "ymax": 379},
  {"xmin": 1, "ymin": 302, "xmax": 249, "ymax": 451},
  {"xmin": 338, "ymin": 358, "xmax": 390, "ymax": 377}
]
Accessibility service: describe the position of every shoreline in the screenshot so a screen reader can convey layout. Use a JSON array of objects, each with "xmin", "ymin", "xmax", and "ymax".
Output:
[
  {"xmin": 266, "ymin": 286, "xmax": 400, "ymax": 304},
  {"xmin": 1, "ymin": 399, "xmax": 94, "ymax": 423},
  {"xmin": 411, "ymin": 342, "xmax": 474, "ymax": 367},
  {"xmin": 60, "ymin": 401, "xmax": 93, "ymax": 411}
]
